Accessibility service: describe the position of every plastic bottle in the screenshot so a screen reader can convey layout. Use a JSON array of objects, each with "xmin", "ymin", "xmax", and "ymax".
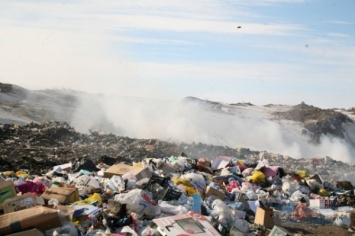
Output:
[{"xmin": 192, "ymin": 193, "xmax": 202, "ymax": 214}]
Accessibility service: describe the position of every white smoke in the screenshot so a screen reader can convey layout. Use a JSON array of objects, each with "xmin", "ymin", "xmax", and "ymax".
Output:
[{"xmin": 70, "ymin": 94, "xmax": 355, "ymax": 163}]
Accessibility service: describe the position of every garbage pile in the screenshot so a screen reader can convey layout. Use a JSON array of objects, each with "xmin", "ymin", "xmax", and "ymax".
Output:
[
  {"xmin": 2, "ymin": 122, "xmax": 355, "ymax": 235},
  {"xmin": 2, "ymin": 149, "xmax": 355, "ymax": 236}
]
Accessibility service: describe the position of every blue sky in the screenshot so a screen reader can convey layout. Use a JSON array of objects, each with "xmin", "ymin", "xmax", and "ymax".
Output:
[{"xmin": 0, "ymin": 0, "xmax": 354, "ymax": 108}]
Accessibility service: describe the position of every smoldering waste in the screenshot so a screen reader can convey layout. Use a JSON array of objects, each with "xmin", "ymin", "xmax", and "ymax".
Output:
[{"xmin": 1, "ymin": 122, "xmax": 355, "ymax": 235}]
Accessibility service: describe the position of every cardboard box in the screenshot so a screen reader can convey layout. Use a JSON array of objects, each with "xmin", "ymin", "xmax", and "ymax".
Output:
[
  {"xmin": 153, "ymin": 212, "xmax": 220, "ymax": 236},
  {"xmin": 157, "ymin": 163, "xmax": 175, "ymax": 175},
  {"xmin": 3, "ymin": 193, "xmax": 37, "ymax": 213},
  {"xmin": 0, "ymin": 180, "xmax": 17, "ymax": 204},
  {"xmin": 309, "ymin": 199, "xmax": 325, "ymax": 209},
  {"xmin": 104, "ymin": 163, "xmax": 134, "ymax": 178},
  {"xmin": 254, "ymin": 207, "xmax": 274, "ymax": 229},
  {"xmin": 128, "ymin": 166, "xmax": 152, "ymax": 181},
  {"xmin": 0, "ymin": 206, "xmax": 63, "ymax": 235},
  {"xmin": 41, "ymin": 186, "xmax": 79, "ymax": 204},
  {"xmin": 7, "ymin": 228, "xmax": 44, "ymax": 236},
  {"xmin": 204, "ymin": 186, "xmax": 225, "ymax": 200}
]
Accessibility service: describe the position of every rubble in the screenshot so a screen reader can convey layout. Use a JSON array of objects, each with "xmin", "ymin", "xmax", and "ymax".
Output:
[{"xmin": 1, "ymin": 122, "xmax": 355, "ymax": 235}]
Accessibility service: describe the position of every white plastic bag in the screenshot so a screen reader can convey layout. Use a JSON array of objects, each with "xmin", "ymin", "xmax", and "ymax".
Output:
[
  {"xmin": 211, "ymin": 199, "xmax": 234, "ymax": 225},
  {"xmin": 159, "ymin": 201, "xmax": 188, "ymax": 215},
  {"xmin": 115, "ymin": 189, "xmax": 161, "ymax": 219}
]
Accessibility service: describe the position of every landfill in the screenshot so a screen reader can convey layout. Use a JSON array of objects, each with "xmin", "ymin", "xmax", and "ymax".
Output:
[{"xmin": 2, "ymin": 122, "xmax": 355, "ymax": 235}]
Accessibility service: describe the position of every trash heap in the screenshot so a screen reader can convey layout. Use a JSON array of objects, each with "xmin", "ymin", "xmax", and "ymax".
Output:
[{"xmin": 2, "ymin": 150, "xmax": 355, "ymax": 236}]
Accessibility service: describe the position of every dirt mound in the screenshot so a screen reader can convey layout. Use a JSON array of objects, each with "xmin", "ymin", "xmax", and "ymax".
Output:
[{"xmin": 274, "ymin": 102, "xmax": 353, "ymax": 143}]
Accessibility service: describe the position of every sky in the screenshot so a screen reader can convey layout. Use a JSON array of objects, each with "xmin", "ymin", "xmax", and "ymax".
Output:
[{"xmin": 0, "ymin": 0, "xmax": 355, "ymax": 109}]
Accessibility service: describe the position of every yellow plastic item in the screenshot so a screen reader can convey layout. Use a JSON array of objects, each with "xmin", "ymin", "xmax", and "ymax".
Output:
[
  {"xmin": 133, "ymin": 162, "xmax": 143, "ymax": 168},
  {"xmin": 16, "ymin": 170, "xmax": 29, "ymax": 178},
  {"xmin": 173, "ymin": 178, "xmax": 199, "ymax": 195},
  {"xmin": 249, "ymin": 171, "xmax": 265, "ymax": 184},
  {"xmin": 3, "ymin": 171, "xmax": 15, "ymax": 177},
  {"xmin": 318, "ymin": 189, "xmax": 328, "ymax": 197},
  {"xmin": 237, "ymin": 160, "xmax": 244, "ymax": 165},
  {"xmin": 84, "ymin": 193, "xmax": 102, "ymax": 205},
  {"xmin": 72, "ymin": 193, "xmax": 103, "ymax": 206},
  {"xmin": 296, "ymin": 170, "xmax": 309, "ymax": 179}
]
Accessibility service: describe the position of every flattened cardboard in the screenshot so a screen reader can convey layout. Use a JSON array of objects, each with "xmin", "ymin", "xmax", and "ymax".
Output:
[
  {"xmin": 153, "ymin": 212, "xmax": 221, "ymax": 236},
  {"xmin": 41, "ymin": 186, "xmax": 79, "ymax": 204},
  {"xmin": 7, "ymin": 228, "xmax": 44, "ymax": 236},
  {"xmin": 254, "ymin": 207, "xmax": 274, "ymax": 229},
  {"xmin": 204, "ymin": 186, "xmax": 225, "ymax": 200},
  {"xmin": 104, "ymin": 163, "xmax": 134, "ymax": 178},
  {"xmin": 0, "ymin": 206, "xmax": 63, "ymax": 235},
  {"xmin": 3, "ymin": 193, "xmax": 37, "ymax": 213},
  {"xmin": 0, "ymin": 180, "xmax": 17, "ymax": 204}
]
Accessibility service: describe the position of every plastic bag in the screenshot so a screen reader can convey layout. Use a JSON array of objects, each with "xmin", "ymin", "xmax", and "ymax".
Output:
[
  {"xmin": 282, "ymin": 176, "xmax": 299, "ymax": 195},
  {"xmin": 180, "ymin": 173, "xmax": 206, "ymax": 195},
  {"xmin": 290, "ymin": 190, "xmax": 309, "ymax": 203},
  {"xmin": 246, "ymin": 190, "xmax": 258, "ymax": 201},
  {"xmin": 231, "ymin": 219, "xmax": 250, "ymax": 233},
  {"xmin": 115, "ymin": 189, "xmax": 161, "ymax": 219},
  {"xmin": 248, "ymin": 171, "xmax": 265, "ymax": 184},
  {"xmin": 334, "ymin": 215, "xmax": 350, "ymax": 228},
  {"xmin": 159, "ymin": 201, "xmax": 188, "ymax": 215},
  {"xmin": 106, "ymin": 175, "xmax": 125, "ymax": 193},
  {"xmin": 211, "ymin": 199, "xmax": 234, "ymax": 225}
]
